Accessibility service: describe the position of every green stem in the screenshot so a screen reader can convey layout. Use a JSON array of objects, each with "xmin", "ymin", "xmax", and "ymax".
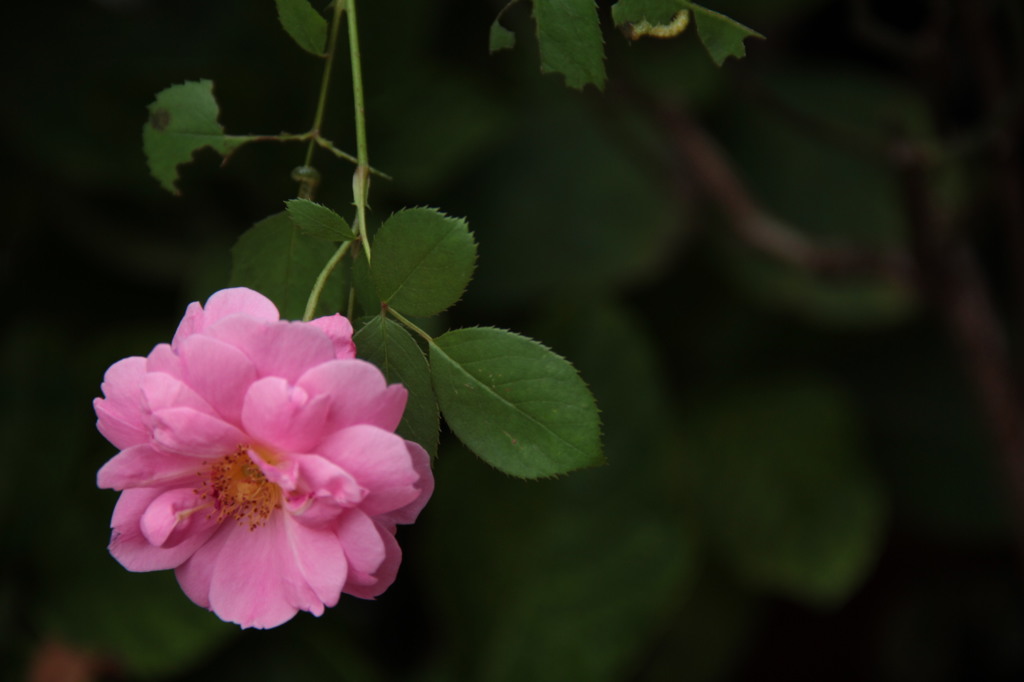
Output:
[
  {"xmin": 303, "ymin": 0, "xmax": 347, "ymax": 168},
  {"xmin": 346, "ymin": 0, "xmax": 372, "ymax": 263},
  {"xmin": 303, "ymin": 240, "xmax": 353, "ymax": 321},
  {"xmin": 346, "ymin": 284, "xmax": 357, "ymax": 320},
  {"xmin": 387, "ymin": 307, "xmax": 434, "ymax": 344}
]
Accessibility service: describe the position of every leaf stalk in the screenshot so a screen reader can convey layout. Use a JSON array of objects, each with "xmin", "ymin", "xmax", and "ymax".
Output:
[{"xmin": 303, "ymin": 239, "xmax": 353, "ymax": 322}]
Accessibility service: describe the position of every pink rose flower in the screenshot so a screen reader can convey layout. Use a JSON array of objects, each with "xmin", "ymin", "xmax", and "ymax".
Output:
[{"xmin": 94, "ymin": 287, "xmax": 433, "ymax": 629}]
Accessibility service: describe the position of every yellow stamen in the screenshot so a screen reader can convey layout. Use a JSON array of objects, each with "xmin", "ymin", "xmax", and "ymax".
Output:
[{"xmin": 195, "ymin": 447, "xmax": 282, "ymax": 530}]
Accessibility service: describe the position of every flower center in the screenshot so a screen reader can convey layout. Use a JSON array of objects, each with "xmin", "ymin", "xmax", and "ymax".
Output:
[{"xmin": 197, "ymin": 447, "xmax": 281, "ymax": 530}]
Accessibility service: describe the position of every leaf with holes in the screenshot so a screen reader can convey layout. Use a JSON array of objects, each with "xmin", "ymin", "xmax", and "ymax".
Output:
[
  {"xmin": 355, "ymin": 315, "xmax": 439, "ymax": 456},
  {"xmin": 430, "ymin": 327, "xmax": 603, "ymax": 478},
  {"xmin": 612, "ymin": 0, "xmax": 685, "ymax": 27},
  {"xmin": 533, "ymin": 0, "xmax": 606, "ymax": 90},
  {"xmin": 490, "ymin": 18, "xmax": 516, "ymax": 53},
  {"xmin": 612, "ymin": 0, "xmax": 691, "ymax": 41},
  {"xmin": 370, "ymin": 208, "xmax": 476, "ymax": 317},
  {"xmin": 686, "ymin": 2, "xmax": 763, "ymax": 66},
  {"xmin": 142, "ymin": 80, "xmax": 260, "ymax": 194}
]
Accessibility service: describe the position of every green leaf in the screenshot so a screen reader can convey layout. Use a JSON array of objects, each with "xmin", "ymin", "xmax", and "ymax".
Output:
[
  {"xmin": 275, "ymin": 0, "xmax": 328, "ymax": 56},
  {"xmin": 370, "ymin": 208, "xmax": 477, "ymax": 317},
  {"xmin": 354, "ymin": 315, "xmax": 439, "ymax": 457},
  {"xmin": 683, "ymin": 381, "xmax": 887, "ymax": 606},
  {"xmin": 533, "ymin": 0, "xmax": 606, "ymax": 90},
  {"xmin": 284, "ymin": 198, "xmax": 355, "ymax": 242},
  {"xmin": 612, "ymin": 0, "xmax": 685, "ymax": 28},
  {"xmin": 351, "ymin": 247, "xmax": 380, "ymax": 317},
  {"xmin": 142, "ymin": 80, "xmax": 257, "ymax": 194},
  {"xmin": 229, "ymin": 211, "xmax": 344, "ymax": 320},
  {"xmin": 430, "ymin": 327, "xmax": 603, "ymax": 478},
  {"xmin": 490, "ymin": 18, "xmax": 517, "ymax": 53},
  {"xmin": 686, "ymin": 2, "xmax": 764, "ymax": 66}
]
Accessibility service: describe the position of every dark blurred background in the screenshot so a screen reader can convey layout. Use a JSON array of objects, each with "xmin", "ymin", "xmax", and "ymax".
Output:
[{"xmin": 3, "ymin": 0, "xmax": 1024, "ymax": 680}]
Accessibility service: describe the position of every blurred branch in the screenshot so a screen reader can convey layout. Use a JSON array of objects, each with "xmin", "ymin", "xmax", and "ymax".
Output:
[
  {"xmin": 895, "ymin": 137, "xmax": 1024, "ymax": 560},
  {"xmin": 847, "ymin": 0, "xmax": 1024, "ymax": 567},
  {"xmin": 850, "ymin": 0, "xmax": 951, "ymax": 62},
  {"xmin": 657, "ymin": 104, "xmax": 912, "ymax": 282},
  {"xmin": 959, "ymin": 0, "xmax": 1024, "ymax": 324}
]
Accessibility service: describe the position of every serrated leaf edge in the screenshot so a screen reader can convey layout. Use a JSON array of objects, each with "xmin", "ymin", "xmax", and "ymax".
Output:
[
  {"xmin": 372, "ymin": 207, "xmax": 478, "ymax": 316},
  {"xmin": 430, "ymin": 326, "xmax": 604, "ymax": 479}
]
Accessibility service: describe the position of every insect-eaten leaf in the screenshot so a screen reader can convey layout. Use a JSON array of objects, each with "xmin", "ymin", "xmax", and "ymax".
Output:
[
  {"xmin": 370, "ymin": 208, "xmax": 477, "ymax": 318},
  {"xmin": 687, "ymin": 2, "xmax": 764, "ymax": 66},
  {"xmin": 430, "ymin": 327, "xmax": 603, "ymax": 478},
  {"xmin": 142, "ymin": 80, "xmax": 258, "ymax": 194},
  {"xmin": 622, "ymin": 10, "xmax": 690, "ymax": 41},
  {"xmin": 533, "ymin": 0, "xmax": 606, "ymax": 90},
  {"xmin": 613, "ymin": 0, "xmax": 684, "ymax": 25},
  {"xmin": 489, "ymin": 18, "xmax": 517, "ymax": 53},
  {"xmin": 613, "ymin": 1, "xmax": 760, "ymax": 61},
  {"xmin": 275, "ymin": 0, "xmax": 328, "ymax": 56},
  {"xmin": 284, "ymin": 199, "xmax": 355, "ymax": 242}
]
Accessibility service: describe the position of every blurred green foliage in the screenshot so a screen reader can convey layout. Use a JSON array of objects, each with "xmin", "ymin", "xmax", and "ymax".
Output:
[{"xmin": 3, "ymin": 0, "xmax": 1023, "ymax": 680}]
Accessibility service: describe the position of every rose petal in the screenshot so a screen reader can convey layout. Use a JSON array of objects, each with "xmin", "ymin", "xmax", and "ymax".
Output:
[
  {"xmin": 94, "ymin": 401, "xmax": 148, "ymax": 453},
  {"xmin": 97, "ymin": 444, "xmax": 201, "ymax": 491},
  {"xmin": 202, "ymin": 287, "xmax": 280, "ymax": 324},
  {"xmin": 141, "ymin": 372, "xmax": 215, "ymax": 415},
  {"xmin": 279, "ymin": 454, "xmax": 365, "ymax": 524},
  {"xmin": 335, "ymin": 508, "xmax": 385, "ymax": 586},
  {"xmin": 171, "ymin": 301, "xmax": 204, "ymax": 350},
  {"xmin": 309, "ymin": 314, "xmax": 357, "ymax": 360},
  {"xmin": 151, "ymin": 407, "xmax": 248, "ymax": 457},
  {"xmin": 241, "ymin": 377, "xmax": 330, "ymax": 452},
  {"xmin": 140, "ymin": 487, "xmax": 219, "ymax": 548},
  {"xmin": 298, "ymin": 360, "xmax": 407, "ymax": 433},
  {"xmin": 199, "ymin": 513, "xmax": 347, "ymax": 629},
  {"xmin": 342, "ymin": 517, "xmax": 402, "ymax": 600},
  {"xmin": 178, "ymin": 334, "xmax": 258, "ymax": 426},
  {"xmin": 207, "ymin": 317, "xmax": 336, "ymax": 384},
  {"xmin": 318, "ymin": 425, "xmax": 421, "ymax": 517},
  {"xmin": 376, "ymin": 440, "xmax": 435, "ymax": 526},
  {"xmin": 146, "ymin": 343, "xmax": 183, "ymax": 377},
  {"xmin": 175, "ymin": 525, "xmax": 227, "ymax": 609},
  {"xmin": 95, "ymin": 356, "xmax": 148, "ymax": 450},
  {"xmin": 171, "ymin": 288, "xmax": 280, "ymax": 349},
  {"xmin": 108, "ymin": 488, "xmax": 217, "ymax": 572}
]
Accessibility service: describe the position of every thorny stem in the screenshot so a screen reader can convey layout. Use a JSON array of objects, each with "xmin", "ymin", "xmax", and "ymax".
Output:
[
  {"xmin": 303, "ymin": 240, "xmax": 353, "ymax": 322},
  {"xmin": 303, "ymin": 0, "xmax": 347, "ymax": 170},
  {"xmin": 300, "ymin": 0, "xmax": 377, "ymax": 323},
  {"xmin": 346, "ymin": 0, "xmax": 372, "ymax": 263}
]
